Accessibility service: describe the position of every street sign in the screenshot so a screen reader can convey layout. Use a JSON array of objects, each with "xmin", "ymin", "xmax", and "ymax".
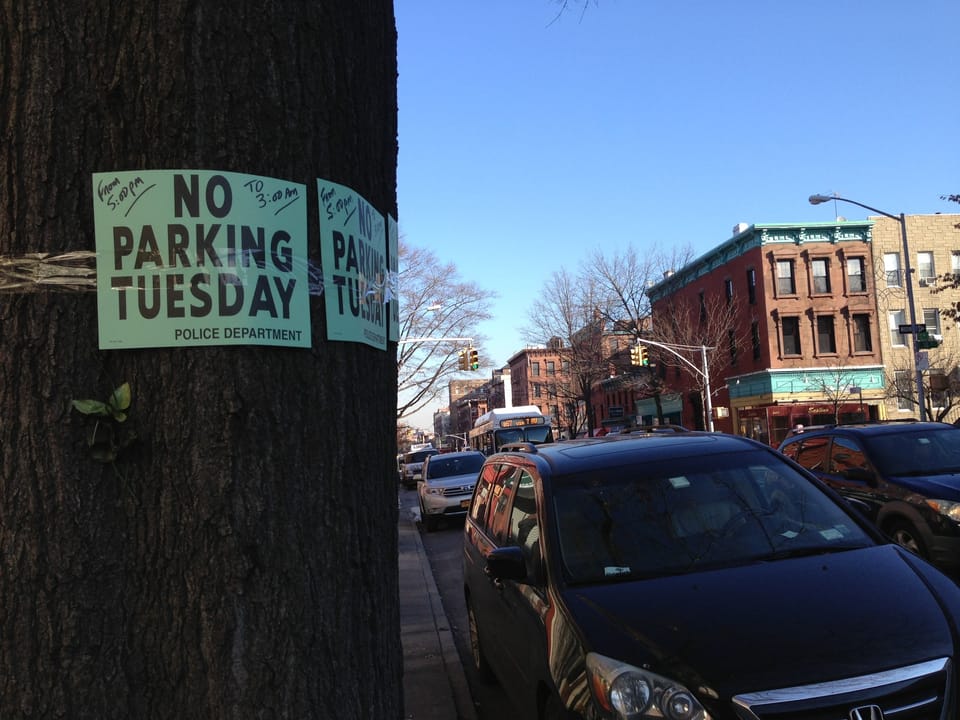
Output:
[{"xmin": 898, "ymin": 323, "xmax": 926, "ymax": 335}]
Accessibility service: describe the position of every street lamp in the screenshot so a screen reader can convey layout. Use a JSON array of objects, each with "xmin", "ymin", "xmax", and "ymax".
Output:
[{"xmin": 808, "ymin": 193, "xmax": 926, "ymax": 421}]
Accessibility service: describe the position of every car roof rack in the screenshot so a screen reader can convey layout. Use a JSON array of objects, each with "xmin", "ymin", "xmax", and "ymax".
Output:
[
  {"xmin": 619, "ymin": 424, "xmax": 690, "ymax": 434},
  {"xmin": 498, "ymin": 442, "xmax": 539, "ymax": 454}
]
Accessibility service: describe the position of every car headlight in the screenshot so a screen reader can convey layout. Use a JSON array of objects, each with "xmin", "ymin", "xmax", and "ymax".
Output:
[
  {"xmin": 425, "ymin": 486, "xmax": 443, "ymax": 495},
  {"xmin": 925, "ymin": 499, "xmax": 960, "ymax": 522},
  {"xmin": 586, "ymin": 652, "xmax": 710, "ymax": 720}
]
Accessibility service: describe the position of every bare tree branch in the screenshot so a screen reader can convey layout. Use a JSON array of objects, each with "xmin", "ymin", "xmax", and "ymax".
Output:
[{"xmin": 396, "ymin": 240, "xmax": 495, "ymax": 420}]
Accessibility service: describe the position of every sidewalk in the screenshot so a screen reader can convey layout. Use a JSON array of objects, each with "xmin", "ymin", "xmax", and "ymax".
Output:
[{"xmin": 399, "ymin": 506, "xmax": 478, "ymax": 720}]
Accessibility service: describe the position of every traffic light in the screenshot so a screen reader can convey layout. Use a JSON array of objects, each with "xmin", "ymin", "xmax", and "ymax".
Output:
[
  {"xmin": 468, "ymin": 347, "xmax": 480, "ymax": 371},
  {"xmin": 457, "ymin": 349, "xmax": 468, "ymax": 370},
  {"xmin": 630, "ymin": 343, "xmax": 649, "ymax": 367}
]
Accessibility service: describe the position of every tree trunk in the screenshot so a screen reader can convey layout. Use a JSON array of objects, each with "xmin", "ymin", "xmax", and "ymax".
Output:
[{"xmin": 0, "ymin": 2, "xmax": 400, "ymax": 718}]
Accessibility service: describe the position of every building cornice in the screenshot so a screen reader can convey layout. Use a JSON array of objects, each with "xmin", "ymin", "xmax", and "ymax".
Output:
[{"xmin": 648, "ymin": 220, "xmax": 874, "ymax": 302}]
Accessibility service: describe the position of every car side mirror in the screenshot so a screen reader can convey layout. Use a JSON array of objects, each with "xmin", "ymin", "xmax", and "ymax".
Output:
[{"xmin": 485, "ymin": 546, "xmax": 527, "ymax": 583}]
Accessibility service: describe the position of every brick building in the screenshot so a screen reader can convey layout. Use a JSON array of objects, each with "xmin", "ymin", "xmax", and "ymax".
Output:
[{"xmin": 648, "ymin": 220, "xmax": 886, "ymax": 445}]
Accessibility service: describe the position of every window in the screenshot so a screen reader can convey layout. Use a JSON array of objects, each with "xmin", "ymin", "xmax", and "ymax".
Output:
[
  {"xmin": 776, "ymin": 260, "xmax": 796, "ymax": 295},
  {"xmin": 847, "ymin": 257, "xmax": 866, "ymax": 293},
  {"xmin": 488, "ymin": 466, "xmax": 521, "ymax": 545},
  {"xmin": 917, "ymin": 252, "xmax": 935, "ymax": 284},
  {"xmin": 531, "ymin": 361, "xmax": 540, "ymax": 377},
  {"xmin": 470, "ymin": 463, "xmax": 502, "ymax": 529},
  {"xmin": 782, "ymin": 316, "xmax": 801, "ymax": 355},
  {"xmin": 811, "ymin": 258, "xmax": 830, "ymax": 294},
  {"xmin": 794, "ymin": 436, "xmax": 829, "ymax": 472},
  {"xmin": 546, "ymin": 361, "xmax": 556, "ymax": 376},
  {"xmin": 817, "ymin": 315, "xmax": 836, "ymax": 354},
  {"xmin": 751, "ymin": 320, "xmax": 761, "ymax": 360},
  {"xmin": 922, "ymin": 308, "xmax": 941, "ymax": 336},
  {"xmin": 952, "ymin": 251, "xmax": 960, "ymax": 279},
  {"xmin": 533, "ymin": 383, "xmax": 541, "ymax": 398},
  {"xmin": 508, "ymin": 470, "xmax": 542, "ymax": 584},
  {"xmin": 699, "ymin": 291, "xmax": 706, "ymax": 323},
  {"xmin": 724, "ymin": 278, "xmax": 734, "ymax": 305},
  {"xmin": 728, "ymin": 329, "xmax": 737, "ymax": 365},
  {"xmin": 894, "ymin": 370, "xmax": 913, "ymax": 411},
  {"xmin": 930, "ymin": 371, "xmax": 949, "ymax": 409},
  {"xmin": 852, "ymin": 314, "xmax": 872, "ymax": 352},
  {"xmin": 747, "ymin": 268, "xmax": 757, "ymax": 304},
  {"xmin": 829, "ymin": 437, "xmax": 868, "ymax": 474},
  {"xmin": 889, "ymin": 310, "xmax": 907, "ymax": 346},
  {"xmin": 884, "ymin": 253, "xmax": 901, "ymax": 287}
]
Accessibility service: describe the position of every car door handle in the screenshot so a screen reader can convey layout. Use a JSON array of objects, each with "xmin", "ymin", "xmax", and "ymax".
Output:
[{"xmin": 483, "ymin": 565, "xmax": 505, "ymax": 591}]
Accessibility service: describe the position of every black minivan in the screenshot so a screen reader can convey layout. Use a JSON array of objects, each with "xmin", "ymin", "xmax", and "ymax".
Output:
[{"xmin": 463, "ymin": 433, "xmax": 960, "ymax": 720}]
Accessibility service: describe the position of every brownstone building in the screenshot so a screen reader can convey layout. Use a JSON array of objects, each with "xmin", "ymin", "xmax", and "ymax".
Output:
[{"xmin": 647, "ymin": 221, "xmax": 885, "ymax": 445}]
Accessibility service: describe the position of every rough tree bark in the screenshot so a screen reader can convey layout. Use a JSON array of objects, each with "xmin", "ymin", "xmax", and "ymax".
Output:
[{"xmin": 0, "ymin": 2, "xmax": 400, "ymax": 718}]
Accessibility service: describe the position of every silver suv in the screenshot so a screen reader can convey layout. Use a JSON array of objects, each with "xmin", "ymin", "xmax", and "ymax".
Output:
[{"xmin": 418, "ymin": 450, "xmax": 484, "ymax": 531}]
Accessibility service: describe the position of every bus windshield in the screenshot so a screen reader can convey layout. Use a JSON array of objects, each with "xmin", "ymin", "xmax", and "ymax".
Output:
[{"xmin": 470, "ymin": 406, "xmax": 554, "ymax": 455}]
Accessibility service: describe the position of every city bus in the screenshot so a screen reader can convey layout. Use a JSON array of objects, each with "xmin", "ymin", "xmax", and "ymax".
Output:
[{"xmin": 468, "ymin": 405, "xmax": 554, "ymax": 455}]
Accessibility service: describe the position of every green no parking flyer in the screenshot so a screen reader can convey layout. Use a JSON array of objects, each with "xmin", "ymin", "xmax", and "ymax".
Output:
[
  {"xmin": 92, "ymin": 170, "xmax": 311, "ymax": 349},
  {"xmin": 317, "ymin": 180, "xmax": 387, "ymax": 350}
]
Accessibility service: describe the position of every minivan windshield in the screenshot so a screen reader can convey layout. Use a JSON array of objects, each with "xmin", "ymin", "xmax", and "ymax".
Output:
[{"xmin": 551, "ymin": 449, "xmax": 873, "ymax": 584}]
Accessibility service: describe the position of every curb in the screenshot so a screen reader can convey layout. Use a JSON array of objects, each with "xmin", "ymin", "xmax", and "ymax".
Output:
[{"xmin": 400, "ymin": 508, "xmax": 478, "ymax": 720}]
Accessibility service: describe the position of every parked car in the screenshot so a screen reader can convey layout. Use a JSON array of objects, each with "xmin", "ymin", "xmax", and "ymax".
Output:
[
  {"xmin": 418, "ymin": 450, "xmax": 485, "ymax": 531},
  {"xmin": 400, "ymin": 447, "xmax": 439, "ymax": 489},
  {"xmin": 463, "ymin": 433, "xmax": 960, "ymax": 720},
  {"xmin": 778, "ymin": 421, "xmax": 960, "ymax": 572}
]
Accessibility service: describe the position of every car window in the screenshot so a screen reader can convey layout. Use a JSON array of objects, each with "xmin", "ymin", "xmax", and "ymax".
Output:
[
  {"xmin": 550, "ymin": 449, "xmax": 872, "ymax": 584},
  {"xmin": 793, "ymin": 436, "xmax": 830, "ymax": 472},
  {"xmin": 508, "ymin": 470, "xmax": 543, "ymax": 584},
  {"xmin": 426, "ymin": 454, "xmax": 484, "ymax": 480},
  {"xmin": 779, "ymin": 439, "xmax": 801, "ymax": 461},
  {"xmin": 470, "ymin": 463, "xmax": 502, "ymax": 531},
  {"xmin": 489, "ymin": 467, "xmax": 521, "ymax": 545},
  {"xmin": 829, "ymin": 436, "xmax": 868, "ymax": 474}
]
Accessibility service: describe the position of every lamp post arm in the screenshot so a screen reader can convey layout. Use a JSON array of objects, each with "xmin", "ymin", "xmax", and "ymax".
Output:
[
  {"xmin": 824, "ymin": 195, "xmax": 900, "ymax": 222},
  {"xmin": 638, "ymin": 338, "xmax": 710, "ymax": 378}
]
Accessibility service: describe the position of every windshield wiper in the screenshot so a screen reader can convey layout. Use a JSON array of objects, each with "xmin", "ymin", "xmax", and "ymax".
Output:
[{"xmin": 766, "ymin": 545, "xmax": 865, "ymax": 561}]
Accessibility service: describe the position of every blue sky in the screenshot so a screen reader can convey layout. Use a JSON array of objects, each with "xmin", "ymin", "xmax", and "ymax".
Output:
[{"xmin": 396, "ymin": 0, "xmax": 959, "ymax": 427}]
